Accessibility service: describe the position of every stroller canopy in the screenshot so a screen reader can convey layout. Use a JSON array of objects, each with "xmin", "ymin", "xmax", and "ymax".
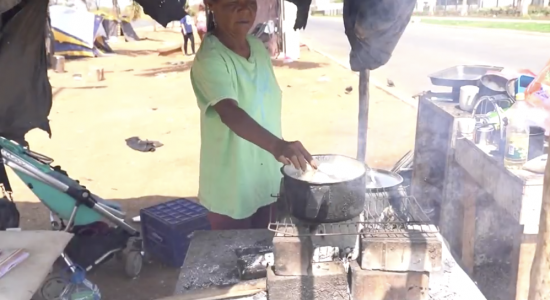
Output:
[{"xmin": 50, "ymin": 5, "xmax": 111, "ymax": 58}]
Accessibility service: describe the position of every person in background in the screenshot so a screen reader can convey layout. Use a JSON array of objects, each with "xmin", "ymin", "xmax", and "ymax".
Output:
[
  {"xmin": 190, "ymin": 0, "xmax": 316, "ymax": 231},
  {"xmin": 180, "ymin": 12, "xmax": 195, "ymax": 56},
  {"xmin": 195, "ymin": 4, "xmax": 207, "ymax": 41}
]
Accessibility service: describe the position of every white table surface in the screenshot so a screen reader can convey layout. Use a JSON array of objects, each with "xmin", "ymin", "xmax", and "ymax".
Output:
[{"xmin": 0, "ymin": 231, "xmax": 73, "ymax": 300}]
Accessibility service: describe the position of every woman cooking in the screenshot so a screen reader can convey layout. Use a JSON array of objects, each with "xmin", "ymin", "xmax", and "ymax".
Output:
[{"xmin": 190, "ymin": 0, "xmax": 316, "ymax": 230}]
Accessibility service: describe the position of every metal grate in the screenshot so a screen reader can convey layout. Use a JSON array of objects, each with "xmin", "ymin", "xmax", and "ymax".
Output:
[{"xmin": 268, "ymin": 191, "xmax": 438, "ymax": 237}]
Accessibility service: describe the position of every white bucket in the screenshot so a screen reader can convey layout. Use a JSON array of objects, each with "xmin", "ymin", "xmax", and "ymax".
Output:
[{"xmin": 459, "ymin": 85, "xmax": 480, "ymax": 112}]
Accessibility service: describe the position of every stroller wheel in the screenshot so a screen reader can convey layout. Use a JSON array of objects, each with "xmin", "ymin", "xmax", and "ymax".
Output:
[
  {"xmin": 124, "ymin": 251, "xmax": 143, "ymax": 278},
  {"xmin": 35, "ymin": 273, "xmax": 68, "ymax": 300}
]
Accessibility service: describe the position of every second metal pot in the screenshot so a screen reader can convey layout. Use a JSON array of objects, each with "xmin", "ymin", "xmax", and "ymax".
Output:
[{"xmin": 281, "ymin": 154, "xmax": 366, "ymax": 223}]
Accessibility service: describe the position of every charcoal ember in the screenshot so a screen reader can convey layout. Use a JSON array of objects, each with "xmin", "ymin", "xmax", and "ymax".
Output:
[{"xmin": 236, "ymin": 247, "xmax": 274, "ymax": 281}]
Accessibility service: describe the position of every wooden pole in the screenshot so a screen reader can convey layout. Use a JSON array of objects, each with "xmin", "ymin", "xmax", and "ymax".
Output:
[
  {"xmin": 112, "ymin": 0, "xmax": 120, "ymax": 19},
  {"xmin": 357, "ymin": 70, "xmax": 370, "ymax": 162},
  {"xmin": 528, "ymin": 136, "xmax": 550, "ymax": 300},
  {"xmin": 156, "ymin": 279, "xmax": 266, "ymax": 300}
]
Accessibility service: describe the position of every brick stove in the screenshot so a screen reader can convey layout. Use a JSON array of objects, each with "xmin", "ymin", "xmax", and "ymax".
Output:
[{"xmin": 266, "ymin": 181, "xmax": 443, "ymax": 300}]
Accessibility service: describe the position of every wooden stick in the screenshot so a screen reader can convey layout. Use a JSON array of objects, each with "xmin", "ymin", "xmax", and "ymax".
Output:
[
  {"xmin": 528, "ymin": 135, "xmax": 550, "ymax": 300},
  {"xmin": 156, "ymin": 279, "xmax": 266, "ymax": 300},
  {"xmin": 357, "ymin": 70, "xmax": 370, "ymax": 162}
]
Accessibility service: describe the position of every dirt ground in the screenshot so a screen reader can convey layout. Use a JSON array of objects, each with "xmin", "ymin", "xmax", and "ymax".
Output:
[{"xmin": 11, "ymin": 28, "xmax": 417, "ymax": 299}]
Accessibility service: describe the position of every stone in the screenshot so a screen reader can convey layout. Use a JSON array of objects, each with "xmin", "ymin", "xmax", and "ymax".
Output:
[
  {"xmin": 273, "ymin": 233, "xmax": 314, "ymax": 276},
  {"xmin": 359, "ymin": 232, "xmax": 442, "ymax": 272},
  {"xmin": 267, "ymin": 262, "xmax": 349, "ymax": 300},
  {"xmin": 350, "ymin": 261, "xmax": 430, "ymax": 300}
]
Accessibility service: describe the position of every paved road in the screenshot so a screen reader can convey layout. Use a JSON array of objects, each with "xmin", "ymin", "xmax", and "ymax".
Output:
[
  {"xmin": 301, "ymin": 17, "xmax": 550, "ymax": 96},
  {"xmin": 418, "ymin": 16, "xmax": 550, "ymax": 23}
]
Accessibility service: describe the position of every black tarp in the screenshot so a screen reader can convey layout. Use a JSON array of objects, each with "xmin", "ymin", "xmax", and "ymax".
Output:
[
  {"xmin": 0, "ymin": 0, "xmax": 52, "ymax": 143},
  {"xmin": 134, "ymin": 0, "xmax": 186, "ymax": 27},
  {"xmin": 344, "ymin": 0, "xmax": 416, "ymax": 71},
  {"xmin": 0, "ymin": 0, "xmax": 21, "ymax": 15}
]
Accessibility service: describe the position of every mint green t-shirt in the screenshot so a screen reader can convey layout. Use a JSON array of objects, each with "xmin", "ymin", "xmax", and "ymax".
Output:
[{"xmin": 190, "ymin": 34, "xmax": 282, "ymax": 219}]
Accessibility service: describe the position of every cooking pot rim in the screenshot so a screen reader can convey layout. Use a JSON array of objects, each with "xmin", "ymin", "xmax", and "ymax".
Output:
[
  {"xmin": 280, "ymin": 153, "xmax": 366, "ymax": 185},
  {"xmin": 479, "ymin": 73, "xmax": 508, "ymax": 92},
  {"xmin": 365, "ymin": 168, "xmax": 404, "ymax": 193}
]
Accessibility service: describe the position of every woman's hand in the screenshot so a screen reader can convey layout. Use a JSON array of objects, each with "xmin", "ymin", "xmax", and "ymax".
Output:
[
  {"xmin": 272, "ymin": 140, "xmax": 316, "ymax": 171},
  {"xmin": 212, "ymin": 100, "xmax": 316, "ymax": 171}
]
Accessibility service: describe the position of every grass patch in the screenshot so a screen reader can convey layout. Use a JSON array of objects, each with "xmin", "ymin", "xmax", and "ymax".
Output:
[{"xmin": 421, "ymin": 19, "xmax": 550, "ymax": 32}]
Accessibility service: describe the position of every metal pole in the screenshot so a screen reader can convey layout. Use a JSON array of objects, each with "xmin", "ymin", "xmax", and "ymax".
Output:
[{"xmin": 357, "ymin": 70, "xmax": 370, "ymax": 162}]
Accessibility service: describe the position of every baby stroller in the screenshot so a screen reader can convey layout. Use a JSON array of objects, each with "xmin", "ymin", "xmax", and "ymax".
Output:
[{"xmin": 0, "ymin": 137, "xmax": 143, "ymax": 300}]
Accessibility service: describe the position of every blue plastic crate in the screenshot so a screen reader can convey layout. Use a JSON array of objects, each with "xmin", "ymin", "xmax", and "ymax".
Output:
[{"xmin": 140, "ymin": 198, "xmax": 210, "ymax": 267}]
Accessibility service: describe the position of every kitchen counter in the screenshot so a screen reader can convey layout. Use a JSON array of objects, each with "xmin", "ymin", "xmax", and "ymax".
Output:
[{"xmin": 411, "ymin": 94, "xmax": 543, "ymax": 300}]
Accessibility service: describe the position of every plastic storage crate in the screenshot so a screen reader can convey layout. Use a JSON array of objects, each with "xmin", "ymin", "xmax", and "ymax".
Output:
[{"xmin": 140, "ymin": 198, "xmax": 210, "ymax": 267}]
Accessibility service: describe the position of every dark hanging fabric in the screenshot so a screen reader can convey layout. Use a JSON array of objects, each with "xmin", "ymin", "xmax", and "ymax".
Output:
[
  {"xmin": 0, "ymin": 0, "xmax": 21, "ymax": 15},
  {"xmin": 284, "ymin": 0, "xmax": 312, "ymax": 30},
  {"xmin": 206, "ymin": 10, "xmax": 215, "ymax": 33},
  {"xmin": 132, "ymin": 0, "xmax": 186, "ymax": 27},
  {"xmin": 0, "ymin": 0, "xmax": 52, "ymax": 144},
  {"xmin": 344, "ymin": 0, "xmax": 416, "ymax": 71}
]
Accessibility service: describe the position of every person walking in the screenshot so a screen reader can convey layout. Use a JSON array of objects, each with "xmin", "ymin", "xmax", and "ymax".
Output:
[{"xmin": 180, "ymin": 12, "xmax": 195, "ymax": 56}]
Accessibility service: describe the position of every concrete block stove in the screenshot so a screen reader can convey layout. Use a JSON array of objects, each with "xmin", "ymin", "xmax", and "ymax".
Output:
[{"xmin": 266, "ymin": 182, "xmax": 442, "ymax": 300}]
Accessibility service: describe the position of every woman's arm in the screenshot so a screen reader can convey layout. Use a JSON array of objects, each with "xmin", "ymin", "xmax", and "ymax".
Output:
[
  {"xmin": 213, "ymin": 99, "xmax": 281, "ymax": 155},
  {"xmin": 213, "ymin": 99, "xmax": 314, "ymax": 170},
  {"xmin": 191, "ymin": 55, "xmax": 314, "ymax": 170}
]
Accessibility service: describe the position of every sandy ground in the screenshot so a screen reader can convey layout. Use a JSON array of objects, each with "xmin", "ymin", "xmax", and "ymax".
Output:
[{"xmin": 11, "ymin": 28, "xmax": 417, "ymax": 299}]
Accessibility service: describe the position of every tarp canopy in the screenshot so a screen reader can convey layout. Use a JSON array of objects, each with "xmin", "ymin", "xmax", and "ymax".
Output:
[
  {"xmin": 50, "ymin": 5, "xmax": 112, "ymax": 58},
  {"xmin": 0, "ymin": 0, "xmax": 52, "ymax": 143}
]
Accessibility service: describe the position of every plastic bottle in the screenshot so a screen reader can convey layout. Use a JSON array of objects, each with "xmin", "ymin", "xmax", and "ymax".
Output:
[
  {"xmin": 504, "ymin": 93, "xmax": 530, "ymax": 169},
  {"xmin": 60, "ymin": 268, "xmax": 101, "ymax": 300}
]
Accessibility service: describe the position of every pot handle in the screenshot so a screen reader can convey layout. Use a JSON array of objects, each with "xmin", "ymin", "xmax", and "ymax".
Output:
[{"xmin": 304, "ymin": 186, "xmax": 331, "ymax": 219}]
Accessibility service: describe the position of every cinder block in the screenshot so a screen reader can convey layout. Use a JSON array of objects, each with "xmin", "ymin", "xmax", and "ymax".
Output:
[
  {"xmin": 273, "ymin": 234, "xmax": 314, "ymax": 276},
  {"xmin": 267, "ymin": 262, "xmax": 349, "ymax": 300},
  {"xmin": 350, "ymin": 261, "xmax": 429, "ymax": 300},
  {"xmin": 359, "ymin": 233, "xmax": 442, "ymax": 272}
]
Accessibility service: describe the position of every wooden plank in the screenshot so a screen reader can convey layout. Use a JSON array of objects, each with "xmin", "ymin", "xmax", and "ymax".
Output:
[
  {"xmin": 514, "ymin": 233, "xmax": 537, "ymax": 300},
  {"xmin": 528, "ymin": 137, "xmax": 550, "ymax": 300},
  {"xmin": 158, "ymin": 279, "xmax": 266, "ymax": 300},
  {"xmin": 461, "ymin": 172, "xmax": 477, "ymax": 275},
  {"xmin": 356, "ymin": 70, "xmax": 369, "ymax": 162}
]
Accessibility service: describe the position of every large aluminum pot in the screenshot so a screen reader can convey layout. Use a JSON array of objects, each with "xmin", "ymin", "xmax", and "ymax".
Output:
[{"xmin": 281, "ymin": 154, "xmax": 366, "ymax": 223}]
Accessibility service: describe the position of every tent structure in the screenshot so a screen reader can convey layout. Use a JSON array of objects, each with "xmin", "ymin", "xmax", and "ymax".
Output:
[
  {"xmin": 94, "ymin": 12, "xmax": 140, "ymax": 42},
  {"xmin": 49, "ymin": 5, "xmax": 113, "ymax": 58},
  {"xmin": 120, "ymin": 20, "xmax": 140, "ymax": 42}
]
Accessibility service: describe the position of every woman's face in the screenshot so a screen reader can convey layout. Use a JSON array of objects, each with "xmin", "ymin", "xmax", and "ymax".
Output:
[{"xmin": 207, "ymin": 0, "xmax": 257, "ymax": 37}]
